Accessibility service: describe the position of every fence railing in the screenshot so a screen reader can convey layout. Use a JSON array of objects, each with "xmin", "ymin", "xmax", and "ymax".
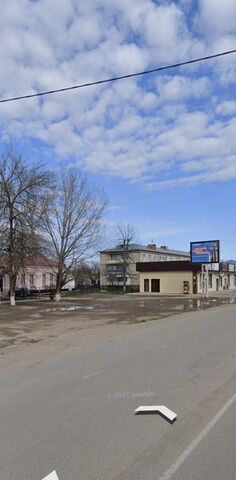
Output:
[{"xmin": 100, "ymin": 285, "xmax": 140, "ymax": 294}]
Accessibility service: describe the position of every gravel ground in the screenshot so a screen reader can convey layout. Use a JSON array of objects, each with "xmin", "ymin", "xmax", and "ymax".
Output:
[{"xmin": 1, "ymin": 292, "xmax": 236, "ymax": 353}]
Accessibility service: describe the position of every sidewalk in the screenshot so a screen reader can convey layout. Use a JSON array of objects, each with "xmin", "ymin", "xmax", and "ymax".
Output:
[{"xmin": 129, "ymin": 290, "xmax": 236, "ymax": 299}]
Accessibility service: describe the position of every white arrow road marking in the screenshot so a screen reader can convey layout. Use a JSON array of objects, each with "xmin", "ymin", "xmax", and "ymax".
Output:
[
  {"xmin": 42, "ymin": 470, "xmax": 59, "ymax": 480},
  {"xmin": 134, "ymin": 405, "xmax": 177, "ymax": 422}
]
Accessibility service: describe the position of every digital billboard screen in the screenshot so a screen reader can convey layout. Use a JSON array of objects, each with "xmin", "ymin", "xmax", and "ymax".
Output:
[{"xmin": 190, "ymin": 240, "xmax": 220, "ymax": 264}]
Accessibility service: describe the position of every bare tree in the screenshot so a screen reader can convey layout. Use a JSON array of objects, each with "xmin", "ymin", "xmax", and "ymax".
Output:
[
  {"xmin": 0, "ymin": 147, "xmax": 53, "ymax": 305},
  {"xmin": 75, "ymin": 260, "xmax": 100, "ymax": 287},
  {"xmin": 115, "ymin": 223, "xmax": 138, "ymax": 292},
  {"xmin": 42, "ymin": 168, "xmax": 106, "ymax": 301}
]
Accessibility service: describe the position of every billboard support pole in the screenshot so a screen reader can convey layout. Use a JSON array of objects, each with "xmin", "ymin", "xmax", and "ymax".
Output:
[
  {"xmin": 206, "ymin": 264, "xmax": 209, "ymax": 298},
  {"xmin": 201, "ymin": 264, "xmax": 209, "ymax": 298},
  {"xmin": 201, "ymin": 264, "xmax": 204, "ymax": 297}
]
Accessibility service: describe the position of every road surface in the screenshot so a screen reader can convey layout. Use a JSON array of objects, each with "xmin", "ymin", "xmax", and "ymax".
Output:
[{"xmin": 1, "ymin": 304, "xmax": 236, "ymax": 479}]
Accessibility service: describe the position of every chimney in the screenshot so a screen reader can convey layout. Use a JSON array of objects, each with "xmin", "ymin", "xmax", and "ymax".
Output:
[
  {"xmin": 160, "ymin": 245, "xmax": 168, "ymax": 250},
  {"xmin": 147, "ymin": 243, "xmax": 156, "ymax": 251}
]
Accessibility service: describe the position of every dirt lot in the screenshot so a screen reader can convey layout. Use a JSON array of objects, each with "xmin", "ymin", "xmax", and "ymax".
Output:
[{"xmin": 1, "ymin": 293, "xmax": 236, "ymax": 354}]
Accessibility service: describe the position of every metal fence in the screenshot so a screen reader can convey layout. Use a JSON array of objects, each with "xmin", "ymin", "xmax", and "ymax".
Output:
[{"xmin": 100, "ymin": 285, "xmax": 140, "ymax": 294}]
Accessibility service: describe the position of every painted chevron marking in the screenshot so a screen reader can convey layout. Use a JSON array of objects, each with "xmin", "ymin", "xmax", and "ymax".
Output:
[{"xmin": 134, "ymin": 405, "xmax": 177, "ymax": 423}]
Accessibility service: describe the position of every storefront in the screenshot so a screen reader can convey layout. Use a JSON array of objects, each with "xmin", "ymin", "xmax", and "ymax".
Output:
[{"xmin": 136, "ymin": 261, "xmax": 236, "ymax": 294}]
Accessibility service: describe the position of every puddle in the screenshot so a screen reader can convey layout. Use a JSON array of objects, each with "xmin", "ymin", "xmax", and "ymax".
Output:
[
  {"xmin": 183, "ymin": 297, "xmax": 236, "ymax": 311},
  {"xmin": 43, "ymin": 305, "xmax": 95, "ymax": 313}
]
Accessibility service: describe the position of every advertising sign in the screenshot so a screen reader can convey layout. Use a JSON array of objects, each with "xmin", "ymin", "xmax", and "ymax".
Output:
[
  {"xmin": 210, "ymin": 263, "xmax": 220, "ymax": 271},
  {"xmin": 190, "ymin": 240, "xmax": 220, "ymax": 264}
]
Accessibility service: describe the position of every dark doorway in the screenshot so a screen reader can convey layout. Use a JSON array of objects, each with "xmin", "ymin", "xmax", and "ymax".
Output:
[
  {"xmin": 0, "ymin": 277, "xmax": 3, "ymax": 292},
  {"xmin": 144, "ymin": 279, "xmax": 149, "ymax": 292},
  {"xmin": 151, "ymin": 278, "xmax": 160, "ymax": 292}
]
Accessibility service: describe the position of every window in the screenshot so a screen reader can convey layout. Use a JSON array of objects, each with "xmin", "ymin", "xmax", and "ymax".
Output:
[
  {"xmin": 234, "ymin": 275, "xmax": 236, "ymax": 287},
  {"xmin": 144, "ymin": 279, "xmax": 149, "ymax": 292},
  {"xmin": 42, "ymin": 273, "xmax": 46, "ymax": 288},
  {"xmin": 30, "ymin": 274, "xmax": 35, "ymax": 287},
  {"xmin": 21, "ymin": 274, "xmax": 26, "ymax": 287},
  {"xmin": 50, "ymin": 273, "xmax": 54, "ymax": 286},
  {"xmin": 208, "ymin": 274, "xmax": 212, "ymax": 288}
]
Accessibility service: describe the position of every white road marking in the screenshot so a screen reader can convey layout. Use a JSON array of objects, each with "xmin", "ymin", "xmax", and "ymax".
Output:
[
  {"xmin": 83, "ymin": 371, "xmax": 101, "ymax": 380},
  {"xmin": 42, "ymin": 471, "xmax": 59, "ymax": 480},
  {"xmin": 135, "ymin": 405, "xmax": 177, "ymax": 422},
  {"xmin": 158, "ymin": 390, "xmax": 236, "ymax": 480}
]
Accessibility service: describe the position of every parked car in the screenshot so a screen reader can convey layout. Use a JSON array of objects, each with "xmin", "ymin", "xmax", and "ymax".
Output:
[{"xmin": 15, "ymin": 288, "xmax": 30, "ymax": 299}]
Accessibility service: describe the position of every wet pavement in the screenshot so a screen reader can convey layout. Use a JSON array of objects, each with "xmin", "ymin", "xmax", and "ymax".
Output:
[{"xmin": 0, "ymin": 293, "xmax": 236, "ymax": 351}]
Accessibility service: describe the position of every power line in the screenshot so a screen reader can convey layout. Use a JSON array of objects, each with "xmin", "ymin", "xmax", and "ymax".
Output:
[{"xmin": 0, "ymin": 48, "xmax": 236, "ymax": 104}]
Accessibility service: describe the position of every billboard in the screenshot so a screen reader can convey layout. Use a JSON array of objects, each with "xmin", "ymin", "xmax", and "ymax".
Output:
[{"xmin": 190, "ymin": 240, "xmax": 220, "ymax": 264}]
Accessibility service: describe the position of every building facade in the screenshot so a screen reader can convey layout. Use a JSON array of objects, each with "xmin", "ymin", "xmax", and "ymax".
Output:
[
  {"xmin": 100, "ymin": 244, "xmax": 190, "ymax": 289},
  {"xmin": 137, "ymin": 261, "xmax": 236, "ymax": 294},
  {"xmin": 0, "ymin": 256, "xmax": 75, "ymax": 293}
]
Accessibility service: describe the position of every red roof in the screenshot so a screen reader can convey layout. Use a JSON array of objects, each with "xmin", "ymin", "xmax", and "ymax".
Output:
[{"xmin": 24, "ymin": 256, "xmax": 58, "ymax": 268}]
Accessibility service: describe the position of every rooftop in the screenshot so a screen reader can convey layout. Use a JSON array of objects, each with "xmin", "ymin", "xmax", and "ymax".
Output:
[
  {"xmin": 100, "ymin": 243, "xmax": 189, "ymax": 257},
  {"xmin": 0, "ymin": 255, "xmax": 58, "ymax": 269},
  {"xmin": 136, "ymin": 261, "xmax": 201, "ymax": 272}
]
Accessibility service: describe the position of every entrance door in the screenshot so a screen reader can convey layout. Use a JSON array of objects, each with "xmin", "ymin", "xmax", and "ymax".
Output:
[
  {"xmin": 144, "ymin": 279, "xmax": 149, "ymax": 292},
  {"xmin": 151, "ymin": 278, "xmax": 160, "ymax": 292},
  {"xmin": 0, "ymin": 277, "xmax": 3, "ymax": 292}
]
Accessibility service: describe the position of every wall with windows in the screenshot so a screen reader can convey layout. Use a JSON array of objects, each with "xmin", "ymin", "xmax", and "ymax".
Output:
[
  {"xmin": 100, "ymin": 249, "xmax": 190, "ymax": 287},
  {"xmin": 15, "ymin": 268, "xmax": 57, "ymax": 290},
  {"xmin": 1, "ymin": 269, "xmax": 76, "ymax": 293},
  {"xmin": 198, "ymin": 272, "xmax": 236, "ymax": 292}
]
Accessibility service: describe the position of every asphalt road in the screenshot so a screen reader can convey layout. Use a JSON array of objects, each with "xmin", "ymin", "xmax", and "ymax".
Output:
[{"xmin": 1, "ymin": 304, "xmax": 236, "ymax": 479}]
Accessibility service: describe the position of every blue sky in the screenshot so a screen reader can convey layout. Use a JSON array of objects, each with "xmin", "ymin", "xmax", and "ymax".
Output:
[{"xmin": 0, "ymin": 0, "xmax": 236, "ymax": 258}]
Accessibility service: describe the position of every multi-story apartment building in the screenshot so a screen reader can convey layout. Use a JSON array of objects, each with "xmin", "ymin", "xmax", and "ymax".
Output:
[{"xmin": 100, "ymin": 243, "xmax": 189, "ymax": 290}]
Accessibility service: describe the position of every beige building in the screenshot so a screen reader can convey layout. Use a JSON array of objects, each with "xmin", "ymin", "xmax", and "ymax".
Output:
[
  {"xmin": 0, "ymin": 256, "xmax": 75, "ymax": 294},
  {"xmin": 137, "ymin": 261, "xmax": 236, "ymax": 294},
  {"xmin": 0, "ymin": 256, "xmax": 58, "ymax": 293},
  {"xmin": 100, "ymin": 244, "xmax": 189, "ymax": 290}
]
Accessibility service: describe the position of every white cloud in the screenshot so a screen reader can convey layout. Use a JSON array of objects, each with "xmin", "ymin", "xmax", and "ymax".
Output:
[
  {"xmin": 197, "ymin": 0, "xmax": 236, "ymax": 35},
  {"xmin": 194, "ymin": 0, "xmax": 236, "ymax": 85},
  {"xmin": 111, "ymin": 44, "xmax": 148, "ymax": 74},
  {"xmin": 143, "ymin": 4, "xmax": 184, "ymax": 50},
  {"xmin": 156, "ymin": 75, "xmax": 211, "ymax": 102},
  {"xmin": 216, "ymin": 101, "xmax": 236, "ymax": 116},
  {"xmin": 0, "ymin": 0, "xmax": 235, "ymax": 190},
  {"xmin": 146, "ymin": 154, "xmax": 236, "ymax": 190}
]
